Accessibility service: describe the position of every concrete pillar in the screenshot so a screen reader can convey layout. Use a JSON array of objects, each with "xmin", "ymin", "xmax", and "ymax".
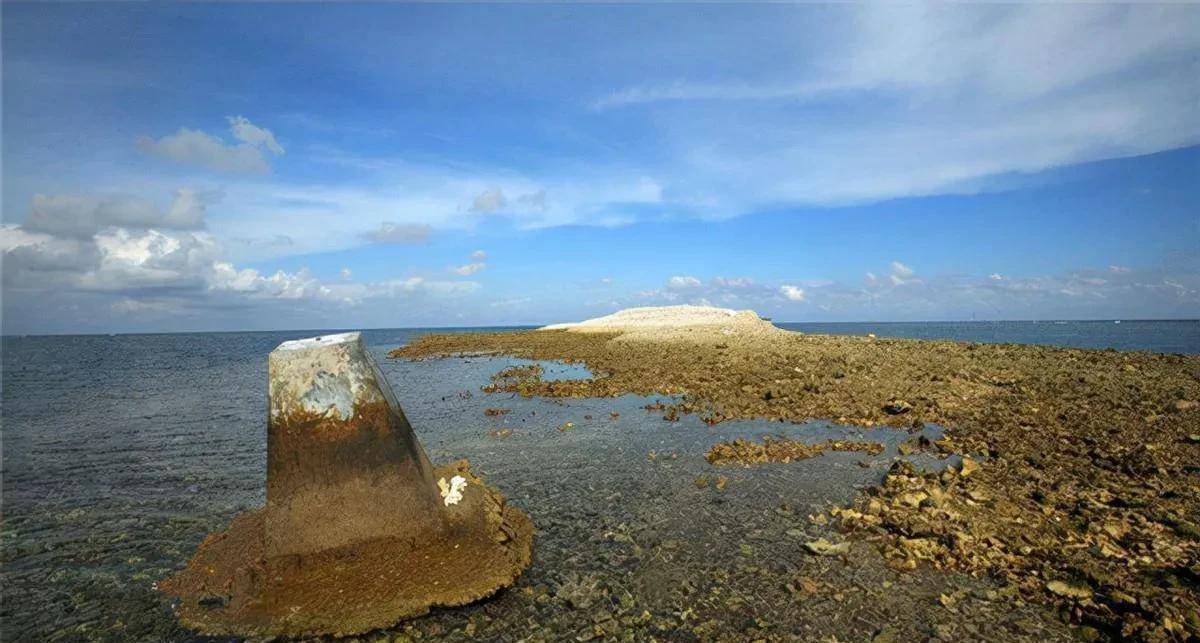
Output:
[
  {"xmin": 160, "ymin": 331, "xmax": 533, "ymax": 637},
  {"xmin": 265, "ymin": 332, "xmax": 442, "ymax": 559}
]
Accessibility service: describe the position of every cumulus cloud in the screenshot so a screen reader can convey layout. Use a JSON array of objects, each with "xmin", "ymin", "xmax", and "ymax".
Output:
[
  {"xmin": 2, "ymin": 190, "xmax": 220, "ymax": 291},
  {"xmin": 636, "ymin": 275, "xmax": 783, "ymax": 308},
  {"xmin": 111, "ymin": 298, "xmax": 179, "ymax": 315},
  {"xmin": 616, "ymin": 266, "xmax": 1198, "ymax": 322},
  {"xmin": 889, "ymin": 261, "xmax": 918, "ymax": 286},
  {"xmin": 779, "ymin": 285, "xmax": 807, "ymax": 302},
  {"xmin": 23, "ymin": 189, "xmax": 212, "ymax": 239},
  {"xmin": 667, "ymin": 275, "xmax": 702, "ymax": 289},
  {"xmin": 470, "ymin": 188, "xmax": 507, "ymax": 214},
  {"xmin": 2, "ymin": 189, "xmax": 485, "ymax": 328},
  {"xmin": 468, "ymin": 188, "xmax": 551, "ymax": 215},
  {"xmin": 514, "ymin": 190, "xmax": 547, "ymax": 211},
  {"xmin": 227, "ymin": 116, "xmax": 284, "ymax": 155},
  {"xmin": 363, "ymin": 222, "xmax": 432, "ymax": 244},
  {"xmin": 452, "ymin": 262, "xmax": 486, "ymax": 276},
  {"xmin": 890, "ymin": 261, "xmax": 915, "ymax": 279},
  {"xmin": 137, "ymin": 116, "xmax": 283, "ymax": 174},
  {"xmin": 1, "ymin": 225, "xmax": 101, "ymax": 285},
  {"xmin": 713, "ymin": 276, "xmax": 755, "ymax": 289}
]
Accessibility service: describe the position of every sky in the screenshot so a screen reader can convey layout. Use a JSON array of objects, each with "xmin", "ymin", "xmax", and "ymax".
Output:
[{"xmin": 2, "ymin": 3, "xmax": 1198, "ymax": 334}]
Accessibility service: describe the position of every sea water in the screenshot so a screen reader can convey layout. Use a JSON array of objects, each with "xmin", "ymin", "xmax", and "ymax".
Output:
[{"xmin": 4, "ymin": 322, "xmax": 1186, "ymax": 639}]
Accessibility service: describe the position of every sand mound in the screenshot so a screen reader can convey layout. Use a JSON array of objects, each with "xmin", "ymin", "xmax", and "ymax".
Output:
[{"xmin": 540, "ymin": 305, "xmax": 779, "ymax": 341}]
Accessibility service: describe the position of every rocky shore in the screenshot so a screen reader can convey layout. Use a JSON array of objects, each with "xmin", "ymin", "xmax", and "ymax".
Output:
[{"xmin": 393, "ymin": 307, "xmax": 1200, "ymax": 641}]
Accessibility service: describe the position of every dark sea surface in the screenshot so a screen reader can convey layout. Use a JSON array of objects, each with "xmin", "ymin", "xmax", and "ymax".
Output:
[
  {"xmin": 778, "ymin": 319, "xmax": 1200, "ymax": 354},
  {"xmin": 3, "ymin": 321, "xmax": 1187, "ymax": 640}
]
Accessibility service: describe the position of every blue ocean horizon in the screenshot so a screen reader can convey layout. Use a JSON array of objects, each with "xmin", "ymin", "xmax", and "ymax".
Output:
[
  {"xmin": 4, "ymin": 318, "xmax": 1198, "ymax": 354},
  {"xmin": 1, "ymin": 319, "xmax": 1196, "ymax": 639}
]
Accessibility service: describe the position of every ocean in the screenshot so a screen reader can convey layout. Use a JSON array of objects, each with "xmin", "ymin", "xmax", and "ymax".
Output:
[
  {"xmin": 777, "ymin": 319, "xmax": 1200, "ymax": 354},
  {"xmin": 1, "ymin": 320, "xmax": 1195, "ymax": 639}
]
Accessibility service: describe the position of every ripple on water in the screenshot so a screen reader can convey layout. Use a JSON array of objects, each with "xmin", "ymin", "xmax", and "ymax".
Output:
[{"xmin": 1, "ymin": 332, "xmax": 1051, "ymax": 641}]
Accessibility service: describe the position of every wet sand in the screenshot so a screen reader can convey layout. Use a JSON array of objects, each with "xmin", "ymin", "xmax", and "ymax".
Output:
[{"xmin": 394, "ymin": 327, "xmax": 1200, "ymax": 641}]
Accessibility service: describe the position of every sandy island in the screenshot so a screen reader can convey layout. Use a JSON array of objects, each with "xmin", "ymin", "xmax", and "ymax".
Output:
[{"xmin": 393, "ymin": 305, "xmax": 1200, "ymax": 641}]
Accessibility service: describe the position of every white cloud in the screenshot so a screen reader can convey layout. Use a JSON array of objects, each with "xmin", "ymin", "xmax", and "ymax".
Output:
[
  {"xmin": 363, "ymin": 222, "xmax": 432, "ymax": 244},
  {"xmin": 780, "ymin": 285, "xmax": 807, "ymax": 302},
  {"xmin": 2, "ymin": 189, "xmax": 488, "ymax": 323},
  {"xmin": 1, "ymin": 225, "xmax": 100, "ymax": 284},
  {"xmin": 227, "ymin": 116, "xmax": 284, "ymax": 155},
  {"xmin": 23, "ymin": 189, "xmax": 212, "ymax": 239},
  {"xmin": 452, "ymin": 262, "xmax": 486, "ymax": 276},
  {"xmin": 468, "ymin": 187, "xmax": 554, "ymax": 216},
  {"xmin": 617, "ymin": 264, "xmax": 1198, "ymax": 322},
  {"xmin": 888, "ymin": 261, "xmax": 919, "ymax": 286},
  {"xmin": 137, "ymin": 116, "xmax": 283, "ymax": 174},
  {"xmin": 515, "ymin": 189, "xmax": 547, "ymax": 211},
  {"xmin": 891, "ymin": 261, "xmax": 915, "ymax": 279},
  {"xmin": 190, "ymin": 169, "xmax": 663, "ymax": 264},
  {"xmin": 111, "ymin": 298, "xmax": 179, "ymax": 315},
  {"xmin": 471, "ymin": 249, "xmax": 487, "ymax": 260},
  {"xmin": 667, "ymin": 275, "xmax": 702, "ymax": 289},
  {"xmin": 713, "ymin": 276, "xmax": 755, "ymax": 289},
  {"xmin": 989, "ymin": 273, "xmax": 1004, "ymax": 281},
  {"xmin": 470, "ymin": 188, "xmax": 507, "ymax": 213},
  {"xmin": 591, "ymin": 5, "xmax": 1200, "ymax": 208},
  {"xmin": 490, "ymin": 296, "xmax": 532, "ymax": 308}
]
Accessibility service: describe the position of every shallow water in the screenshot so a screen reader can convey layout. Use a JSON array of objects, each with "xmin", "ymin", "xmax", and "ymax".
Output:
[{"xmin": 1, "ymin": 330, "xmax": 1070, "ymax": 641}]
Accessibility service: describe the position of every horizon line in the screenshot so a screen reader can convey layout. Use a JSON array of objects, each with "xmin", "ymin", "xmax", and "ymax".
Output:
[{"xmin": 4, "ymin": 317, "xmax": 1198, "ymax": 339}]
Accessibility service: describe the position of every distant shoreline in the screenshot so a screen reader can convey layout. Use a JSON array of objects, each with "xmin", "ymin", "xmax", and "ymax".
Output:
[{"xmin": 5, "ymin": 318, "xmax": 1198, "ymax": 354}]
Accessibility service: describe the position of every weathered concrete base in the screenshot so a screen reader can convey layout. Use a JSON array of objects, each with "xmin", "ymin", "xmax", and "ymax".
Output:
[{"xmin": 159, "ymin": 461, "xmax": 533, "ymax": 637}]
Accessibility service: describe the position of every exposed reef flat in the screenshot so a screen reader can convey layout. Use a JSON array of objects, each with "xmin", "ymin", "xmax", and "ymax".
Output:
[
  {"xmin": 706, "ymin": 437, "xmax": 887, "ymax": 466},
  {"xmin": 394, "ymin": 311, "xmax": 1200, "ymax": 640}
]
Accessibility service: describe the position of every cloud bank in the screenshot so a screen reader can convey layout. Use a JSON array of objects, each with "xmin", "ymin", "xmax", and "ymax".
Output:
[{"xmin": 137, "ymin": 116, "xmax": 285, "ymax": 174}]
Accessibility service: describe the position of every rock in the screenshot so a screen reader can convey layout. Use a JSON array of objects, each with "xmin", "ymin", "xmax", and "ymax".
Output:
[
  {"xmin": 883, "ymin": 400, "xmax": 912, "ymax": 415},
  {"xmin": 959, "ymin": 457, "xmax": 981, "ymax": 477},
  {"xmin": 1046, "ymin": 580, "xmax": 1093, "ymax": 600},
  {"xmin": 804, "ymin": 538, "xmax": 850, "ymax": 556},
  {"xmin": 158, "ymin": 332, "xmax": 534, "ymax": 637}
]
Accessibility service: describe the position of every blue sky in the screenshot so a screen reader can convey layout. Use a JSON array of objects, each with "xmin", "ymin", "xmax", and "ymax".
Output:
[{"xmin": 2, "ymin": 3, "xmax": 1198, "ymax": 334}]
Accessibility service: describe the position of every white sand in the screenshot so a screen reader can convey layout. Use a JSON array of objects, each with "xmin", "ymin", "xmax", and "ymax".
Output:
[{"xmin": 539, "ymin": 305, "xmax": 780, "ymax": 340}]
